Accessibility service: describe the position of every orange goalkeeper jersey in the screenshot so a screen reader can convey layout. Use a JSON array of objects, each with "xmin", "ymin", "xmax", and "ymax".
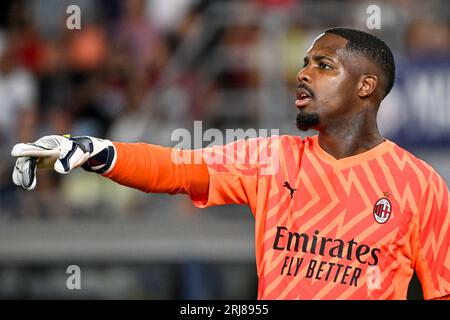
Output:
[{"xmin": 191, "ymin": 135, "xmax": 449, "ymax": 300}]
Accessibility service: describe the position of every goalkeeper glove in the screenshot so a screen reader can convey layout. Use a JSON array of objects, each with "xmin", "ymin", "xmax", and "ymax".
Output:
[{"xmin": 11, "ymin": 135, "xmax": 116, "ymax": 191}]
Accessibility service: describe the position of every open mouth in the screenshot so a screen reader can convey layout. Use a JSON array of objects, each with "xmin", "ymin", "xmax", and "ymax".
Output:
[{"xmin": 295, "ymin": 89, "xmax": 313, "ymax": 108}]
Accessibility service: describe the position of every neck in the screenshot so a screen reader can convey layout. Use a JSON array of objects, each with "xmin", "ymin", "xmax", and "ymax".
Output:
[{"xmin": 318, "ymin": 109, "xmax": 384, "ymax": 160}]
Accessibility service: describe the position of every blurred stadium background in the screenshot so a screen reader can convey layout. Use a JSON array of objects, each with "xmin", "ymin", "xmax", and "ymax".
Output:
[{"xmin": 0, "ymin": 0, "xmax": 448, "ymax": 299}]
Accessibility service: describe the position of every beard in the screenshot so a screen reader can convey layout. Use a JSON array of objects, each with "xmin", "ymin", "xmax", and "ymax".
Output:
[{"xmin": 296, "ymin": 109, "xmax": 320, "ymax": 131}]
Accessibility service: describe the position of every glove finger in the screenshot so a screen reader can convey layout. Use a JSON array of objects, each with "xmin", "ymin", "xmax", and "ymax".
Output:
[
  {"xmin": 54, "ymin": 147, "xmax": 89, "ymax": 174},
  {"xmin": 33, "ymin": 135, "xmax": 67, "ymax": 150},
  {"xmin": 11, "ymin": 143, "xmax": 60, "ymax": 158},
  {"xmin": 12, "ymin": 157, "xmax": 38, "ymax": 190},
  {"xmin": 23, "ymin": 157, "xmax": 38, "ymax": 190},
  {"xmin": 12, "ymin": 158, "xmax": 26, "ymax": 187}
]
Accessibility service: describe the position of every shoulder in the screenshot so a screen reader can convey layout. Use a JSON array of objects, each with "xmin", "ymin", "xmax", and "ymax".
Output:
[
  {"xmin": 262, "ymin": 134, "xmax": 310, "ymax": 148},
  {"xmin": 221, "ymin": 134, "xmax": 306, "ymax": 151},
  {"xmin": 388, "ymin": 141, "xmax": 447, "ymax": 186}
]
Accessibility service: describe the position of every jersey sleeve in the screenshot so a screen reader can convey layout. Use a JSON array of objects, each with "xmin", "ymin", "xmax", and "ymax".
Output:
[
  {"xmin": 412, "ymin": 170, "xmax": 450, "ymax": 299},
  {"xmin": 104, "ymin": 142, "xmax": 209, "ymax": 200},
  {"xmin": 190, "ymin": 137, "xmax": 277, "ymax": 214}
]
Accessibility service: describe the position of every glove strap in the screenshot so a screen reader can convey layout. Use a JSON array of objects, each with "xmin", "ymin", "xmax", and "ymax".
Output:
[
  {"xmin": 82, "ymin": 145, "xmax": 115, "ymax": 173},
  {"xmin": 71, "ymin": 137, "xmax": 116, "ymax": 174}
]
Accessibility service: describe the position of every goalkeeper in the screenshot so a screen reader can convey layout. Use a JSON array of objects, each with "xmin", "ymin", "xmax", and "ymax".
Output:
[{"xmin": 11, "ymin": 28, "xmax": 449, "ymax": 300}]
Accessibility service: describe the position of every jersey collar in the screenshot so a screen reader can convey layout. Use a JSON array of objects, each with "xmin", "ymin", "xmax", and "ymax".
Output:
[{"xmin": 310, "ymin": 135, "xmax": 395, "ymax": 169}]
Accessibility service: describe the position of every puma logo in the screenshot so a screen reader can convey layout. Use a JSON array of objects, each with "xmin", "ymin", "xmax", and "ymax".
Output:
[{"xmin": 283, "ymin": 181, "xmax": 297, "ymax": 199}]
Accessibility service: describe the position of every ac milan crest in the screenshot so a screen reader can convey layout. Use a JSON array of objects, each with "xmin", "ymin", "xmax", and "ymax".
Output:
[{"xmin": 373, "ymin": 198, "xmax": 392, "ymax": 224}]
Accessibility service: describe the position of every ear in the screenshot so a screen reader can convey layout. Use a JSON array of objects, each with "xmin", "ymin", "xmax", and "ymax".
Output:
[{"xmin": 358, "ymin": 75, "xmax": 378, "ymax": 98}]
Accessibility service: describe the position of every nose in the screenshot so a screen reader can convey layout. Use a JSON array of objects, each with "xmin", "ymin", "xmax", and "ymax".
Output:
[{"xmin": 296, "ymin": 66, "xmax": 311, "ymax": 83}]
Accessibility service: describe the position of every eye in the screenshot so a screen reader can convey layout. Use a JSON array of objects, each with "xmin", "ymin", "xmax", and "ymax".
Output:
[{"xmin": 319, "ymin": 62, "xmax": 332, "ymax": 70}]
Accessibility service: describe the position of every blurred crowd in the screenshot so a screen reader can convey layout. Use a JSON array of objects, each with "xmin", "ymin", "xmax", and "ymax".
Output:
[{"xmin": 0, "ymin": 0, "xmax": 449, "ymax": 220}]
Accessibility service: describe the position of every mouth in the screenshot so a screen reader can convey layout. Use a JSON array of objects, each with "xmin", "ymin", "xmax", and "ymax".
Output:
[{"xmin": 295, "ymin": 88, "xmax": 313, "ymax": 108}]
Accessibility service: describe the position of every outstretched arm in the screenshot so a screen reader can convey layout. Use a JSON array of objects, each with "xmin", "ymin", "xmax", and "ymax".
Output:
[{"xmin": 11, "ymin": 135, "xmax": 209, "ymax": 202}]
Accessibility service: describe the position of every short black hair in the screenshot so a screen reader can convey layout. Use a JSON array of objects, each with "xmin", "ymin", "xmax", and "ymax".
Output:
[{"xmin": 325, "ymin": 27, "xmax": 395, "ymax": 98}]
